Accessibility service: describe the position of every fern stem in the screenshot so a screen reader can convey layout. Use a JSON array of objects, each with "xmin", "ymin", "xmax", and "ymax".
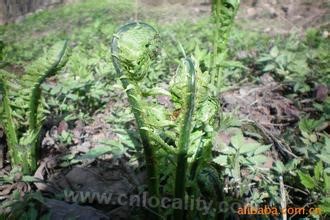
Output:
[
  {"xmin": 210, "ymin": 0, "xmax": 240, "ymax": 93},
  {"xmin": 28, "ymin": 86, "xmax": 41, "ymax": 132},
  {"xmin": 210, "ymin": 0, "xmax": 221, "ymax": 88},
  {"xmin": 174, "ymin": 58, "xmax": 196, "ymax": 220},
  {"xmin": 189, "ymin": 138, "xmax": 204, "ymax": 181},
  {"xmin": 118, "ymin": 72, "xmax": 160, "ymax": 218}
]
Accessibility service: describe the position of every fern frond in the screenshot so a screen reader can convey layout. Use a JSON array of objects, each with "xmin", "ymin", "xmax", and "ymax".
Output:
[
  {"xmin": 0, "ymin": 41, "xmax": 69, "ymax": 174},
  {"xmin": 23, "ymin": 40, "xmax": 69, "ymax": 131},
  {"xmin": 23, "ymin": 41, "xmax": 69, "ymax": 83},
  {"xmin": 0, "ymin": 70, "xmax": 19, "ymax": 163}
]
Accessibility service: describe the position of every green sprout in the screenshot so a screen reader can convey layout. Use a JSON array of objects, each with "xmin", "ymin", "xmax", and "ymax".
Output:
[
  {"xmin": 211, "ymin": 0, "xmax": 240, "ymax": 90},
  {"xmin": 0, "ymin": 41, "xmax": 69, "ymax": 174},
  {"xmin": 173, "ymin": 58, "xmax": 196, "ymax": 220},
  {"xmin": 111, "ymin": 22, "xmax": 221, "ymax": 219},
  {"xmin": 111, "ymin": 22, "xmax": 161, "ymax": 219}
]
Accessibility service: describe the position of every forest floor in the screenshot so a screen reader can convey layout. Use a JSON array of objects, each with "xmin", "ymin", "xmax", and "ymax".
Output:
[
  {"xmin": 141, "ymin": 0, "xmax": 329, "ymax": 33},
  {"xmin": 0, "ymin": 0, "xmax": 329, "ymax": 219}
]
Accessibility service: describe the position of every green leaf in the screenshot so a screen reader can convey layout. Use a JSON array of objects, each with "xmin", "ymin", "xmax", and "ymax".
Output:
[
  {"xmin": 275, "ymin": 161, "xmax": 285, "ymax": 174},
  {"xmin": 320, "ymin": 197, "xmax": 330, "ymax": 214},
  {"xmin": 317, "ymin": 154, "xmax": 330, "ymax": 164},
  {"xmin": 324, "ymin": 167, "xmax": 330, "ymax": 174},
  {"xmin": 79, "ymin": 146, "xmax": 112, "ymax": 159},
  {"xmin": 314, "ymin": 161, "xmax": 323, "ymax": 181},
  {"xmin": 232, "ymin": 153, "xmax": 241, "ymax": 181},
  {"xmin": 298, "ymin": 171, "xmax": 316, "ymax": 189},
  {"xmin": 251, "ymin": 155, "xmax": 268, "ymax": 166},
  {"xmin": 213, "ymin": 155, "xmax": 228, "ymax": 166},
  {"xmin": 263, "ymin": 63, "xmax": 276, "ymax": 72},
  {"xmin": 324, "ymin": 174, "xmax": 330, "ymax": 192},
  {"xmin": 222, "ymin": 60, "xmax": 247, "ymax": 69},
  {"xmin": 59, "ymin": 159, "xmax": 80, "ymax": 167},
  {"xmin": 222, "ymin": 146, "xmax": 237, "ymax": 154},
  {"xmin": 28, "ymin": 206, "xmax": 38, "ymax": 220},
  {"xmin": 299, "ymin": 118, "xmax": 323, "ymax": 134},
  {"xmin": 240, "ymin": 142, "xmax": 260, "ymax": 154},
  {"xmin": 80, "ymin": 140, "xmax": 125, "ymax": 159},
  {"xmin": 270, "ymin": 46, "xmax": 279, "ymax": 57},
  {"xmin": 257, "ymin": 55, "xmax": 273, "ymax": 63},
  {"xmin": 60, "ymin": 154, "xmax": 75, "ymax": 161},
  {"xmin": 230, "ymin": 132, "xmax": 244, "ymax": 150},
  {"xmin": 254, "ymin": 145, "xmax": 271, "ymax": 155},
  {"xmin": 148, "ymin": 87, "xmax": 171, "ymax": 96},
  {"xmin": 324, "ymin": 137, "xmax": 330, "ymax": 154}
]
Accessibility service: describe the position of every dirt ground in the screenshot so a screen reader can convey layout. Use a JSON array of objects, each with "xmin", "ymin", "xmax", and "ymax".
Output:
[
  {"xmin": 140, "ymin": 0, "xmax": 329, "ymax": 34},
  {"xmin": 237, "ymin": 0, "xmax": 329, "ymax": 34}
]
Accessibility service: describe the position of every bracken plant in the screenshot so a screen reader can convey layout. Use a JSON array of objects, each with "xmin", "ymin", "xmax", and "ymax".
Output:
[
  {"xmin": 0, "ymin": 41, "xmax": 69, "ymax": 174},
  {"xmin": 111, "ymin": 22, "xmax": 223, "ymax": 220}
]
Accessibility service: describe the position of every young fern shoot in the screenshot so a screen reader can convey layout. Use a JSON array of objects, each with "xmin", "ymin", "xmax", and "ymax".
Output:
[
  {"xmin": 0, "ymin": 41, "xmax": 69, "ymax": 174},
  {"xmin": 210, "ymin": 0, "xmax": 240, "ymax": 90},
  {"xmin": 174, "ymin": 58, "xmax": 196, "ymax": 220},
  {"xmin": 111, "ymin": 22, "xmax": 222, "ymax": 219},
  {"xmin": 111, "ymin": 22, "xmax": 161, "ymax": 219}
]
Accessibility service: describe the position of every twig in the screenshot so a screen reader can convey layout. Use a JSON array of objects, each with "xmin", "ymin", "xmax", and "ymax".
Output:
[
  {"xmin": 280, "ymin": 176, "xmax": 287, "ymax": 220},
  {"xmin": 262, "ymin": 173, "xmax": 309, "ymax": 196},
  {"xmin": 247, "ymin": 120, "xmax": 299, "ymax": 159},
  {"xmin": 290, "ymin": 201, "xmax": 317, "ymax": 219}
]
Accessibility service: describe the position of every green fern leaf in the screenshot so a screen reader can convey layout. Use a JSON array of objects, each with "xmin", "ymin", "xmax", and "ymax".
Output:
[
  {"xmin": 24, "ymin": 40, "xmax": 69, "ymax": 130},
  {"xmin": 0, "ymin": 41, "xmax": 69, "ymax": 174},
  {"xmin": 0, "ymin": 71, "xmax": 19, "ymax": 162}
]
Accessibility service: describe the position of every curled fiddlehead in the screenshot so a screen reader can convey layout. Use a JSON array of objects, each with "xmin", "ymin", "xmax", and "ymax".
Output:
[
  {"xmin": 111, "ymin": 22, "xmax": 161, "ymax": 218},
  {"xmin": 111, "ymin": 22, "xmax": 159, "ymax": 81}
]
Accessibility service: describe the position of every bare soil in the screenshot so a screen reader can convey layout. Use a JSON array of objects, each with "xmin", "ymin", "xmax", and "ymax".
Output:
[{"xmin": 140, "ymin": 0, "xmax": 329, "ymax": 34}]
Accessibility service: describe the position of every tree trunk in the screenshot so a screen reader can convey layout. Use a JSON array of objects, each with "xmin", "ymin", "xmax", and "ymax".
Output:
[{"xmin": 0, "ymin": 0, "xmax": 65, "ymax": 24}]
